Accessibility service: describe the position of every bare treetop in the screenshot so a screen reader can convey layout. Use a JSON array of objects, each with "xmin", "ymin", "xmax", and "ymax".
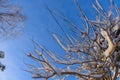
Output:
[
  {"xmin": 0, "ymin": 0, "xmax": 25, "ymax": 38},
  {"xmin": 27, "ymin": 0, "xmax": 120, "ymax": 80},
  {"xmin": 0, "ymin": 0, "xmax": 25, "ymax": 71}
]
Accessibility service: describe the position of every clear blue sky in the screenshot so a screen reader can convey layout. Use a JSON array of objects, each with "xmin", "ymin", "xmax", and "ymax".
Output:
[{"xmin": 0, "ymin": 0, "xmax": 119, "ymax": 80}]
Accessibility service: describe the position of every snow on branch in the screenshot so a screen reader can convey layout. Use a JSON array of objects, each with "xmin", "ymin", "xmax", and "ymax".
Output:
[{"xmin": 27, "ymin": 0, "xmax": 120, "ymax": 79}]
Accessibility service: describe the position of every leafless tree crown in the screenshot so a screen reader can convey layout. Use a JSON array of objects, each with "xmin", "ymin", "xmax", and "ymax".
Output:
[
  {"xmin": 27, "ymin": 0, "xmax": 120, "ymax": 80},
  {"xmin": 0, "ymin": 0, "xmax": 25, "ymax": 38},
  {"xmin": 0, "ymin": 0, "xmax": 25, "ymax": 71}
]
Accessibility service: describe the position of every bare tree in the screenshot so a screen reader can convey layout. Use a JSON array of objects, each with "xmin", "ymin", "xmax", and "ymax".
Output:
[
  {"xmin": 0, "ymin": 0, "xmax": 25, "ymax": 38},
  {"xmin": 27, "ymin": 0, "xmax": 120, "ymax": 80},
  {"xmin": 0, "ymin": 0, "xmax": 25, "ymax": 71}
]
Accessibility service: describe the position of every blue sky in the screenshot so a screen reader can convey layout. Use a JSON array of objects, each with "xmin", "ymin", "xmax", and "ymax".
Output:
[{"xmin": 0, "ymin": 0, "xmax": 119, "ymax": 80}]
